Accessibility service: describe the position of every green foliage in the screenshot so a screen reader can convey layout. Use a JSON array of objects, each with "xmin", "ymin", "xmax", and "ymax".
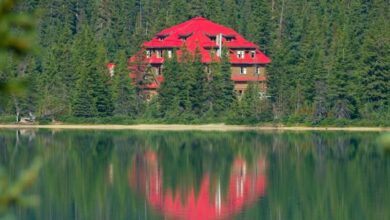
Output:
[
  {"xmin": 72, "ymin": 70, "xmax": 96, "ymax": 117},
  {"xmin": 0, "ymin": 0, "xmax": 388, "ymax": 126},
  {"xmin": 0, "ymin": 0, "xmax": 36, "ymax": 55},
  {"xmin": 113, "ymin": 50, "xmax": 137, "ymax": 117},
  {"xmin": 158, "ymin": 49, "xmax": 180, "ymax": 118},
  {"xmin": 231, "ymin": 82, "xmax": 272, "ymax": 124},
  {"xmin": 190, "ymin": 46, "xmax": 208, "ymax": 116}
]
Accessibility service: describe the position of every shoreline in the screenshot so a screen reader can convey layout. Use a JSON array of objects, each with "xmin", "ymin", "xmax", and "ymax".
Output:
[{"xmin": 0, "ymin": 124, "xmax": 389, "ymax": 132}]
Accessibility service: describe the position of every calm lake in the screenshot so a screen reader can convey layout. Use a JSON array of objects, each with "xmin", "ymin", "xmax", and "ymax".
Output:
[{"xmin": 1, "ymin": 129, "xmax": 390, "ymax": 220}]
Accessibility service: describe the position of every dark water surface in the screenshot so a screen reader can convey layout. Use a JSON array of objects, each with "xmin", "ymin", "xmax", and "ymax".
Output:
[{"xmin": 1, "ymin": 130, "xmax": 390, "ymax": 220}]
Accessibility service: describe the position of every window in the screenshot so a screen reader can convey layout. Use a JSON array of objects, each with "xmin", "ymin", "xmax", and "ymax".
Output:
[
  {"xmin": 224, "ymin": 35, "xmax": 236, "ymax": 42},
  {"xmin": 237, "ymin": 50, "xmax": 245, "ymax": 59},
  {"xmin": 157, "ymin": 34, "xmax": 169, "ymax": 41},
  {"xmin": 146, "ymin": 50, "xmax": 151, "ymax": 58},
  {"xmin": 167, "ymin": 50, "xmax": 172, "ymax": 58},
  {"xmin": 225, "ymin": 37, "xmax": 235, "ymax": 42},
  {"xmin": 251, "ymin": 51, "xmax": 256, "ymax": 58},
  {"xmin": 179, "ymin": 33, "xmax": 192, "ymax": 41},
  {"xmin": 256, "ymin": 67, "xmax": 260, "ymax": 75},
  {"xmin": 156, "ymin": 50, "xmax": 162, "ymax": 58},
  {"xmin": 154, "ymin": 67, "xmax": 159, "ymax": 76},
  {"xmin": 240, "ymin": 67, "xmax": 247, "ymax": 75}
]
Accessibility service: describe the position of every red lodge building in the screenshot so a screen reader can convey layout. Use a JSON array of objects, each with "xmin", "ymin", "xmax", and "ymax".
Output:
[{"xmin": 129, "ymin": 17, "xmax": 270, "ymax": 96}]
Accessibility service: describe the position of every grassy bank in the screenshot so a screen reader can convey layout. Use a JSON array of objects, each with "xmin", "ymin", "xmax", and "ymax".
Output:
[
  {"xmin": 0, "ymin": 124, "xmax": 389, "ymax": 132},
  {"xmin": 1, "ymin": 115, "xmax": 389, "ymax": 128}
]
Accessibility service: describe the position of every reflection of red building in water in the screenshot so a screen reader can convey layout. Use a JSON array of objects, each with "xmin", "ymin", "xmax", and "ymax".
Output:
[{"xmin": 128, "ymin": 150, "xmax": 267, "ymax": 220}]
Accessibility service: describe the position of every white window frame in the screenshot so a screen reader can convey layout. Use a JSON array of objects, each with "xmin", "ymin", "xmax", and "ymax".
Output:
[
  {"xmin": 146, "ymin": 50, "xmax": 151, "ymax": 58},
  {"xmin": 256, "ymin": 66, "xmax": 260, "ymax": 75},
  {"xmin": 240, "ymin": 67, "xmax": 247, "ymax": 75},
  {"xmin": 167, "ymin": 50, "xmax": 172, "ymax": 58},
  {"xmin": 251, "ymin": 51, "xmax": 256, "ymax": 58},
  {"xmin": 237, "ymin": 50, "xmax": 245, "ymax": 59}
]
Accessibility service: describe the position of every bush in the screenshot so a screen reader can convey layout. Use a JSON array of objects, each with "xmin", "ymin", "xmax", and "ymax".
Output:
[{"xmin": 0, "ymin": 115, "xmax": 15, "ymax": 124}]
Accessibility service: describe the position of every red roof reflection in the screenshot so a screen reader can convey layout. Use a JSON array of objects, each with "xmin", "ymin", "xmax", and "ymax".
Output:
[{"xmin": 129, "ymin": 150, "xmax": 267, "ymax": 220}]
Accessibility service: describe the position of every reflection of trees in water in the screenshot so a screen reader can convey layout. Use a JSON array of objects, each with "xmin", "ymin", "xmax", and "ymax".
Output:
[{"xmin": 0, "ymin": 130, "xmax": 388, "ymax": 219}]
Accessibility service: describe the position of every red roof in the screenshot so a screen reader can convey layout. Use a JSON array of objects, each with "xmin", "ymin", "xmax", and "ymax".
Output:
[
  {"xmin": 128, "ymin": 17, "xmax": 271, "ymax": 88},
  {"xmin": 107, "ymin": 63, "xmax": 115, "ymax": 69},
  {"xmin": 130, "ymin": 17, "xmax": 270, "ymax": 64}
]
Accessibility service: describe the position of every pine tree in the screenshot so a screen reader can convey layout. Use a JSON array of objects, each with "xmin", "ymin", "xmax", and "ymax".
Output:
[
  {"xmin": 72, "ymin": 68, "xmax": 96, "ymax": 117},
  {"xmin": 113, "ymin": 50, "xmax": 137, "ymax": 117},
  {"xmin": 190, "ymin": 46, "xmax": 208, "ymax": 116},
  {"xmin": 37, "ymin": 47, "xmax": 68, "ymax": 119},
  {"xmin": 93, "ymin": 45, "xmax": 114, "ymax": 117},
  {"xmin": 207, "ymin": 58, "xmax": 222, "ymax": 113},
  {"xmin": 233, "ymin": 82, "xmax": 271, "ymax": 123},
  {"xmin": 18, "ymin": 57, "xmax": 39, "ymax": 118},
  {"xmin": 209, "ymin": 47, "xmax": 235, "ymax": 114},
  {"xmin": 220, "ymin": 47, "xmax": 235, "ymax": 111},
  {"xmin": 178, "ymin": 46, "xmax": 194, "ymax": 115},
  {"xmin": 158, "ymin": 49, "xmax": 180, "ymax": 117},
  {"xmin": 359, "ymin": 13, "xmax": 390, "ymax": 115},
  {"xmin": 328, "ymin": 41, "xmax": 357, "ymax": 119}
]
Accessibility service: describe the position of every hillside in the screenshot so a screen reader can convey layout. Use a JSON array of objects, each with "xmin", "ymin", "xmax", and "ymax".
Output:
[{"xmin": 0, "ymin": 0, "xmax": 389, "ymax": 125}]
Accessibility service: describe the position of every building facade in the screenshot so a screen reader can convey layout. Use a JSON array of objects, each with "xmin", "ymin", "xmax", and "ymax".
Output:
[{"xmin": 129, "ymin": 17, "xmax": 270, "ymax": 97}]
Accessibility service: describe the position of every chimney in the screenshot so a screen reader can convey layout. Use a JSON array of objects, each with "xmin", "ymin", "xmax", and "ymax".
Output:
[{"xmin": 216, "ymin": 33, "xmax": 222, "ymax": 57}]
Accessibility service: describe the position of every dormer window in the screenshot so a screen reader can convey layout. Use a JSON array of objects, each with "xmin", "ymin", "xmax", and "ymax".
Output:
[
  {"xmin": 224, "ymin": 35, "xmax": 236, "ymax": 42},
  {"xmin": 250, "ymin": 51, "xmax": 256, "ymax": 58},
  {"xmin": 237, "ymin": 50, "xmax": 245, "ymax": 59},
  {"xmin": 179, "ymin": 33, "xmax": 192, "ymax": 41},
  {"xmin": 157, "ymin": 34, "xmax": 169, "ymax": 41},
  {"xmin": 205, "ymin": 33, "xmax": 217, "ymax": 42}
]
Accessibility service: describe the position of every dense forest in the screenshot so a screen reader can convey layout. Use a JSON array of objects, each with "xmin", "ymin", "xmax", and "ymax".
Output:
[{"xmin": 0, "ymin": 0, "xmax": 389, "ymax": 125}]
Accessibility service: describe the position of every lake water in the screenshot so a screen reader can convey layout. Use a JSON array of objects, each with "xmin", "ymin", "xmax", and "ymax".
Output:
[{"xmin": 1, "ymin": 129, "xmax": 390, "ymax": 220}]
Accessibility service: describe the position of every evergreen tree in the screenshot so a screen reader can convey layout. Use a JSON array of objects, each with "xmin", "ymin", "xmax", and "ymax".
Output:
[
  {"xmin": 220, "ymin": 47, "xmax": 235, "ymax": 111},
  {"xmin": 359, "ymin": 15, "xmax": 390, "ymax": 114},
  {"xmin": 233, "ymin": 82, "xmax": 271, "ymax": 123},
  {"xmin": 158, "ymin": 49, "xmax": 180, "ymax": 117},
  {"xmin": 37, "ymin": 47, "xmax": 68, "ymax": 119},
  {"xmin": 4, "ymin": 0, "xmax": 389, "ymax": 124},
  {"xmin": 177, "ymin": 46, "xmax": 195, "ymax": 115},
  {"xmin": 210, "ymin": 47, "xmax": 235, "ymax": 114},
  {"xmin": 72, "ymin": 69, "xmax": 96, "ymax": 117},
  {"xmin": 328, "ymin": 31, "xmax": 357, "ymax": 120},
  {"xmin": 113, "ymin": 50, "xmax": 137, "ymax": 117},
  {"xmin": 18, "ymin": 57, "xmax": 39, "ymax": 118},
  {"xmin": 94, "ymin": 45, "xmax": 114, "ymax": 117},
  {"xmin": 190, "ymin": 46, "xmax": 208, "ymax": 115}
]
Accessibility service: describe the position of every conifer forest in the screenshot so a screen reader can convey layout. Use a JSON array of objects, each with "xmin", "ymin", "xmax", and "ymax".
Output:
[{"xmin": 0, "ymin": 0, "xmax": 389, "ymax": 125}]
